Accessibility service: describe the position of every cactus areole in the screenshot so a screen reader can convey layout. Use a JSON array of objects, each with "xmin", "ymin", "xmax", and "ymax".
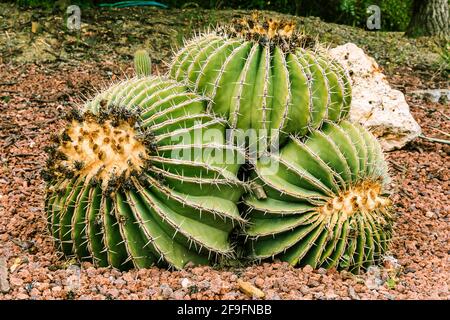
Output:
[
  {"xmin": 43, "ymin": 77, "xmax": 246, "ymax": 270},
  {"xmin": 169, "ymin": 14, "xmax": 352, "ymax": 146}
]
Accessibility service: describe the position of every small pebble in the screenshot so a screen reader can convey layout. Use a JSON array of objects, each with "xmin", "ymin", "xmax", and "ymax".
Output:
[
  {"xmin": 254, "ymin": 278, "xmax": 264, "ymax": 289},
  {"xmin": 160, "ymin": 285, "xmax": 173, "ymax": 299},
  {"xmin": 317, "ymin": 268, "xmax": 327, "ymax": 275},
  {"xmin": 180, "ymin": 278, "xmax": 191, "ymax": 289},
  {"xmin": 303, "ymin": 265, "xmax": 313, "ymax": 274},
  {"xmin": 425, "ymin": 211, "xmax": 434, "ymax": 218}
]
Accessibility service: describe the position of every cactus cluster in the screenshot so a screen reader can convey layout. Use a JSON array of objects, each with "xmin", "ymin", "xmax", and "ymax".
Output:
[
  {"xmin": 43, "ymin": 14, "xmax": 394, "ymax": 273},
  {"xmin": 169, "ymin": 14, "xmax": 352, "ymax": 146}
]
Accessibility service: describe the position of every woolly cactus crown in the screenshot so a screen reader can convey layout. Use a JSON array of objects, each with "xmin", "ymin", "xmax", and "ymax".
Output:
[{"xmin": 216, "ymin": 13, "xmax": 313, "ymax": 52}]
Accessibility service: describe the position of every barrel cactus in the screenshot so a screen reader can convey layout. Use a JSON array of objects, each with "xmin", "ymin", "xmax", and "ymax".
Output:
[
  {"xmin": 242, "ymin": 120, "xmax": 393, "ymax": 273},
  {"xmin": 169, "ymin": 14, "xmax": 352, "ymax": 147},
  {"xmin": 43, "ymin": 76, "xmax": 246, "ymax": 270}
]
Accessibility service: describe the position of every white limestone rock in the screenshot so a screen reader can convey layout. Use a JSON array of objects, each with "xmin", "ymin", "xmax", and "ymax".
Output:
[{"xmin": 329, "ymin": 43, "xmax": 421, "ymax": 151}]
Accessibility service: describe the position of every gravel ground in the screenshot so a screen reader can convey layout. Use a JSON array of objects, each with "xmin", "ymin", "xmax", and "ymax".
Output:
[
  {"xmin": 0, "ymin": 4, "xmax": 448, "ymax": 299},
  {"xmin": 0, "ymin": 60, "xmax": 448, "ymax": 300}
]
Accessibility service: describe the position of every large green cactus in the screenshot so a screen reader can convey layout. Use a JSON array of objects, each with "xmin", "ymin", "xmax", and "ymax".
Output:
[
  {"xmin": 169, "ymin": 15, "xmax": 352, "ymax": 146},
  {"xmin": 242, "ymin": 120, "xmax": 393, "ymax": 273},
  {"xmin": 43, "ymin": 76, "xmax": 246, "ymax": 270}
]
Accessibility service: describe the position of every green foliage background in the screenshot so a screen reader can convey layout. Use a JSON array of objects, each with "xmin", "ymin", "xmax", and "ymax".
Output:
[{"xmin": 10, "ymin": 0, "xmax": 413, "ymax": 31}]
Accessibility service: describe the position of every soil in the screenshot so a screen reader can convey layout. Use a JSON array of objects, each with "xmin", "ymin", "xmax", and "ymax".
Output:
[{"xmin": 0, "ymin": 4, "xmax": 448, "ymax": 300}]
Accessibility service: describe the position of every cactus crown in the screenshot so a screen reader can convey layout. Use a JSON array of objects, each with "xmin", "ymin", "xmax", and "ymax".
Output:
[
  {"xmin": 217, "ymin": 13, "xmax": 313, "ymax": 52},
  {"xmin": 43, "ymin": 104, "xmax": 154, "ymax": 194},
  {"xmin": 319, "ymin": 181, "xmax": 390, "ymax": 217}
]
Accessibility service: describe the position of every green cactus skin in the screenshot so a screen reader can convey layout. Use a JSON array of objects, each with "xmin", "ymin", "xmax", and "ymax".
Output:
[
  {"xmin": 134, "ymin": 49, "xmax": 152, "ymax": 77},
  {"xmin": 43, "ymin": 76, "xmax": 246, "ymax": 270},
  {"xmin": 242, "ymin": 120, "xmax": 393, "ymax": 273},
  {"xmin": 168, "ymin": 17, "xmax": 352, "ymax": 145}
]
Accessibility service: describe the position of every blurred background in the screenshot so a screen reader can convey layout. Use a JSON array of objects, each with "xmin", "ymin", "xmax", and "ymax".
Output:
[{"xmin": 7, "ymin": 0, "xmax": 414, "ymax": 32}]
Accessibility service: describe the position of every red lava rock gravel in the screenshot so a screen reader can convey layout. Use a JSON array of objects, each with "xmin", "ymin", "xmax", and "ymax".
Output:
[{"xmin": 0, "ymin": 60, "xmax": 448, "ymax": 300}]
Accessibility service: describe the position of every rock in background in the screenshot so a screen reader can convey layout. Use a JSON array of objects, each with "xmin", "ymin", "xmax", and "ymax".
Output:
[{"xmin": 329, "ymin": 43, "xmax": 422, "ymax": 151}]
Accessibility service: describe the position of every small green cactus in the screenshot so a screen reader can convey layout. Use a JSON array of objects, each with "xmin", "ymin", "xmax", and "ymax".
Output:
[
  {"xmin": 43, "ymin": 76, "xmax": 246, "ymax": 270},
  {"xmin": 169, "ymin": 15, "xmax": 352, "ymax": 146},
  {"xmin": 134, "ymin": 49, "xmax": 152, "ymax": 77},
  {"xmin": 242, "ymin": 120, "xmax": 393, "ymax": 273}
]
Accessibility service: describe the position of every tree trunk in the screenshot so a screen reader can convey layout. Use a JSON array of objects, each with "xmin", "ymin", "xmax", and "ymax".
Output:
[{"xmin": 406, "ymin": 0, "xmax": 449, "ymax": 38}]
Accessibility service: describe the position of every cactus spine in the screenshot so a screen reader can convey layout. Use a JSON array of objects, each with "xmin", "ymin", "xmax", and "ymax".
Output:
[
  {"xmin": 43, "ymin": 76, "xmax": 246, "ymax": 270},
  {"xmin": 169, "ymin": 15, "xmax": 352, "ymax": 145},
  {"xmin": 243, "ymin": 120, "xmax": 392, "ymax": 272}
]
